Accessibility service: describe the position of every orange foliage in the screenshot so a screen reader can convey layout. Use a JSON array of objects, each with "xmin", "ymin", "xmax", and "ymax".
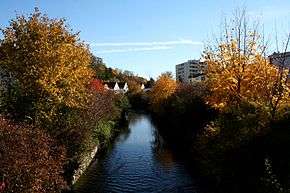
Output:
[
  {"xmin": 149, "ymin": 73, "xmax": 177, "ymax": 113},
  {"xmin": 90, "ymin": 79, "xmax": 104, "ymax": 92}
]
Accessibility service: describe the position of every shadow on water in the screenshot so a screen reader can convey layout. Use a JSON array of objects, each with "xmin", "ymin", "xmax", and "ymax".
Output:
[
  {"xmin": 73, "ymin": 113, "xmax": 290, "ymax": 193},
  {"xmin": 73, "ymin": 113, "xmax": 203, "ymax": 193}
]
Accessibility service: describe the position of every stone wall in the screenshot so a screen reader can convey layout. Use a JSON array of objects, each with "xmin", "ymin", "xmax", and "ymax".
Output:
[{"xmin": 72, "ymin": 145, "xmax": 99, "ymax": 185}]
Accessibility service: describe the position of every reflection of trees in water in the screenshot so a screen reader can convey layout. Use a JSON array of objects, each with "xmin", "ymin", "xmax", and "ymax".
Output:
[
  {"xmin": 151, "ymin": 128, "xmax": 176, "ymax": 168},
  {"xmin": 73, "ymin": 117, "xmax": 133, "ymax": 192},
  {"xmin": 259, "ymin": 126, "xmax": 290, "ymax": 193},
  {"xmin": 115, "ymin": 125, "xmax": 131, "ymax": 144},
  {"xmin": 126, "ymin": 112, "xmax": 144, "ymax": 126},
  {"xmin": 115, "ymin": 112, "xmax": 143, "ymax": 143},
  {"xmin": 261, "ymin": 157, "xmax": 284, "ymax": 193},
  {"xmin": 262, "ymin": 147, "xmax": 290, "ymax": 193}
]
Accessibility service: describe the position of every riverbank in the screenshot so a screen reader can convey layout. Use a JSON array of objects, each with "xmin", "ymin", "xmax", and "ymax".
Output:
[
  {"xmin": 149, "ymin": 99, "xmax": 290, "ymax": 193},
  {"xmin": 64, "ymin": 101, "xmax": 130, "ymax": 189},
  {"xmin": 143, "ymin": 75, "xmax": 290, "ymax": 192},
  {"xmin": 69, "ymin": 113, "xmax": 129, "ymax": 187},
  {"xmin": 0, "ymin": 90, "xmax": 130, "ymax": 193}
]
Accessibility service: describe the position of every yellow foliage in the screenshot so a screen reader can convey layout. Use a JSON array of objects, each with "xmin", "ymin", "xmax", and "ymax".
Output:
[
  {"xmin": 0, "ymin": 9, "xmax": 94, "ymax": 122},
  {"xmin": 204, "ymin": 39, "xmax": 289, "ymax": 115},
  {"xmin": 149, "ymin": 73, "xmax": 177, "ymax": 113},
  {"xmin": 127, "ymin": 79, "xmax": 142, "ymax": 94},
  {"xmin": 203, "ymin": 10, "xmax": 290, "ymax": 117}
]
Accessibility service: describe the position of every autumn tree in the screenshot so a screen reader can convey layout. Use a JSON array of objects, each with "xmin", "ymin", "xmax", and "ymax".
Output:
[
  {"xmin": 149, "ymin": 72, "xmax": 177, "ymax": 113},
  {"xmin": 127, "ymin": 79, "xmax": 142, "ymax": 94},
  {"xmin": 89, "ymin": 79, "xmax": 104, "ymax": 92},
  {"xmin": 0, "ymin": 9, "xmax": 94, "ymax": 123},
  {"xmin": 203, "ymin": 9, "xmax": 289, "ymax": 118},
  {"xmin": 0, "ymin": 117, "xmax": 66, "ymax": 193}
]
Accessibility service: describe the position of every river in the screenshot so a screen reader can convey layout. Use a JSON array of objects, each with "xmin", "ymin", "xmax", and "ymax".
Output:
[{"xmin": 73, "ymin": 113, "xmax": 201, "ymax": 193}]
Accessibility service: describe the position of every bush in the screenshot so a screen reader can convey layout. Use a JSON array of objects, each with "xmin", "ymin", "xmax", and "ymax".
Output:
[
  {"xmin": 47, "ymin": 90, "xmax": 123, "ymax": 184},
  {"xmin": 115, "ymin": 93, "xmax": 131, "ymax": 112},
  {"xmin": 150, "ymin": 82, "xmax": 216, "ymax": 148},
  {"xmin": 0, "ymin": 117, "xmax": 66, "ymax": 193},
  {"xmin": 93, "ymin": 120, "xmax": 115, "ymax": 143},
  {"xmin": 192, "ymin": 100, "xmax": 270, "ymax": 181},
  {"xmin": 52, "ymin": 91, "xmax": 120, "ymax": 157},
  {"xmin": 128, "ymin": 92, "xmax": 149, "ymax": 110}
]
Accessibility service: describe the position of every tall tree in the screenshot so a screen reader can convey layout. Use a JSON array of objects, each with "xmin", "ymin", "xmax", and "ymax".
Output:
[
  {"xmin": 0, "ymin": 9, "xmax": 94, "ymax": 122},
  {"xmin": 149, "ymin": 72, "xmax": 177, "ymax": 113},
  {"xmin": 204, "ymin": 9, "xmax": 289, "ymax": 117}
]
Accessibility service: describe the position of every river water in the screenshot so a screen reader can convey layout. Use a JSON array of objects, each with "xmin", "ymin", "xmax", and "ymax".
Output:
[{"xmin": 73, "ymin": 113, "xmax": 201, "ymax": 193}]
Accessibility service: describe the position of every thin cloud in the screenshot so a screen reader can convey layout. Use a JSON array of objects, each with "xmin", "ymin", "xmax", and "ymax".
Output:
[
  {"xmin": 95, "ymin": 46, "xmax": 173, "ymax": 54},
  {"xmin": 249, "ymin": 6, "xmax": 290, "ymax": 20},
  {"xmin": 91, "ymin": 39, "xmax": 203, "ymax": 47}
]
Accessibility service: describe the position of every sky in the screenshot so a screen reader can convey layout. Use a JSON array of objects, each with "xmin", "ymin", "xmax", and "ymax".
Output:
[{"xmin": 1, "ymin": 0, "xmax": 290, "ymax": 78}]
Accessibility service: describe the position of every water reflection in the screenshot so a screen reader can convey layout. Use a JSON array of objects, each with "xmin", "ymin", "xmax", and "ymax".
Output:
[
  {"xmin": 151, "ymin": 128, "xmax": 176, "ymax": 169},
  {"xmin": 73, "ymin": 113, "xmax": 200, "ymax": 193}
]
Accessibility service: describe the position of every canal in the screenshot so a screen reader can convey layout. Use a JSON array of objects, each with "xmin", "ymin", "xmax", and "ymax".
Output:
[{"xmin": 73, "ymin": 113, "xmax": 201, "ymax": 193}]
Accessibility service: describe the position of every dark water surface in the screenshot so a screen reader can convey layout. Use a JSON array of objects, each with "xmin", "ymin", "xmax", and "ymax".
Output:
[{"xmin": 73, "ymin": 113, "xmax": 200, "ymax": 193}]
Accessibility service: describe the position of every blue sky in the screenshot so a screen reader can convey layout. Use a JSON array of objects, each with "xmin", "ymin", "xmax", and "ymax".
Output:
[{"xmin": 1, "ymin": 0, "xmax": 290, "ymax": 78}]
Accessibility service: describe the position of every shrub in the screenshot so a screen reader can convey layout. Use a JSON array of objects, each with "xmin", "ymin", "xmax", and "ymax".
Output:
[
  {"xmin": 0, "ymin": 116, "xmax": 66, "ymax": 193},
  {"xmin": 128, "ymin": 92, "xmax": 149, "ymax": 110},
  {"xmin": 115, "ymin": 93, "xmax": 131, "ymax": 112},
  {"xmin": 93, "ymin": 120, "xmax": 115, "ymax": 143},
  {"xmin": 53, "ymin": 91, "xmax": 119, "ymax": 158}
]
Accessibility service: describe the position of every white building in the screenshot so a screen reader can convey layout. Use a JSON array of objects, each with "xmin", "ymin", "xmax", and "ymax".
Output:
[
  {"xmin": 140, "ymin": 83, "xmax": 145, "ymax": 90},
  {"xmin": 269, "ymin": 52, "xmax": 290, "ymax": 78},
  {"xmin": 175, "ymin": 59, "xmax": 206, "ymax": 83},
  {"xmin": 104, "ymin": 82, "xmax": 149, "ymax": 93},
  {"xmin": 104, "ymin": 82, "xmax": 128, "ymax": 93},
  {"xmin": 123, "ymin": 82, "xmax": 129, "ymax": 92},
  {"xmin": 113, "ymin": 82, "xmax": 120, "ymax": 90}
]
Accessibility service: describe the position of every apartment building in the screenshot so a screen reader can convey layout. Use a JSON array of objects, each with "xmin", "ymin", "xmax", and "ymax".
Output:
[
  {"xmin": 175, "ymin": 59, "xmax": 206, "ymax": 83},
  {"xmin": 269, "ymin": 52, "xmax": 290, "ymax": 78}
]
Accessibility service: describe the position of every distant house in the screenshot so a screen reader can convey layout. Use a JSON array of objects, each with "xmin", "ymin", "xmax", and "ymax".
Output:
[
  {"xmin": 113, "ymin": 82, "xmax": 120, "ymax": 90},
  {"xmin": 123, "ymin": 82, "xmax": 129, "ymax": 92},
  {"xmin": 140, "ymin": 83, "xmax": 145, "ymax": 90},
  {"xmin": 103, "ymin": 81, "xmax": 152, "ymax": 93},
  {"xmin": 104, "ymin": 81, "xmax": 129, "ymax": 93}
]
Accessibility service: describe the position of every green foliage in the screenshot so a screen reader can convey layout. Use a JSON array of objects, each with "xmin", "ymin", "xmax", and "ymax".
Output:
[
  {"xmin": 93, "ymin": 120, "xmax": 115, "ymax": 143},
  {"xmin": 90, "ymin": 55, "xmax": 115, "ymax": 80},
  {"xmin": 115, "ymin": 94, "xmax": 131, "ymax": 112}
]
